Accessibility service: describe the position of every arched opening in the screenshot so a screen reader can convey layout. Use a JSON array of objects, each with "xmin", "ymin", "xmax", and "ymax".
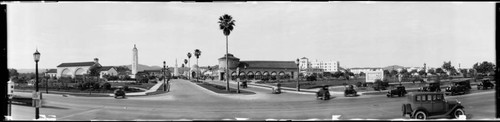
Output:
[
  {"xmin": 231, "ymin": 71, "xmax": 237, "ymax": 80},
  {"xmin": 263, "ymin": 71, "xmax": 270, "ymax": 80},
  {"xmin": 255, "ymin": 71, "xmax": 262, "ymax": 80},
  {"xmin": 271, "ymin": 71, "xmax": 277, "ymax": 80},
  {"xmin": 279, "ymin": 71, "xmax": 286, "ymax": 79},
  {"xmin": 239, "ymin": 71, "xmax": 246, "ymax": 80},
  {"xmin": 247, "ymin": 71, "xmax": 254, "ymax": 80},
  {"xmin": 61, "ymin": 68, "xmax": 72, "ymax": 77}
]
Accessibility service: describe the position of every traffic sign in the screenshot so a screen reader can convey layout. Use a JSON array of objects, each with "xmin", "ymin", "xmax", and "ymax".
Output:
[
  {"xmin": 8, "ymin": 80, "xmax": 14, "ymax": 95},
  {"xmin": 33, "ymin": 99, "xmax": 42, "ymax": 108},
  {"xmin": 33, "ymin": 92, "xmax": 41, "ymax": 100}
]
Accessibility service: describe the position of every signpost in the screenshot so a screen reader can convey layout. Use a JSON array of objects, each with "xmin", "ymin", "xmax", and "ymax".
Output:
[{"xmin": 8, "ymin": 80, "xmax": 14, "ymax": 116}]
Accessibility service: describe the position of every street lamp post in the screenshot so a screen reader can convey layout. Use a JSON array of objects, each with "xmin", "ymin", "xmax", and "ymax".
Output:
[
  {"xmin": 163, "ymin": 61, "xmax": 166, "ymax": 91},
  {"xmin": 295, "ymin": 58, "xmax": 300, "ymax": 91},
  {"xmin": 237, "ymin": 67, "xmax": 240, "ymax": 93},
  {"xmin": 33, "ymin": 49, "xmax": 40, "ymax": 119}
]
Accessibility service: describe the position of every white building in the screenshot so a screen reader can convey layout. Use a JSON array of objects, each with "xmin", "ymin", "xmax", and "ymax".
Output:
[
  {"xmin": 99, "ymin": 66, "xmax": 118, "ymax": 78},
  {"xmin": 299, "ymin": 57, "xmax": 340, "ymax": 73},
  {"xmin": 350, "ymin": 67, "xmax": 383, "ymax": 75},
  {"xmin": 56, "ymin": 58, "xmax": 101, "ymax": 78},
  {"xmin": 131, "ymin": 44, "xmax": 138, "ymax": 78}
]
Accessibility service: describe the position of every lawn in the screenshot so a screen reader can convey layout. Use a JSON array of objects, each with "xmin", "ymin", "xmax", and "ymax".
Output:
[{"xmin": 197, "ymin": 82, "xmax": 255, "ymax": 95}]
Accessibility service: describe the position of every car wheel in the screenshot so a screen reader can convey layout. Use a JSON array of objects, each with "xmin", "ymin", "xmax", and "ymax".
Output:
[
  {"xmin": 453, "ymin": 108, "xmax": 465, "ymax": 119},
  {"xmin": 414, "ymin": 111, "xmax": 427, "ymax": 120}
]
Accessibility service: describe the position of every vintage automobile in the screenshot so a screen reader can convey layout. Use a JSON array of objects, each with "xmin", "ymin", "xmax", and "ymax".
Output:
[
  {"xmin": 240, "ymin": 81, "xmax": 248, "ymax": 88},
  {"xmin": 114, "ymin": 87, "xmax": 126, "ymax": 99},
  {"xmin": 419, "ymin": 81, "xmax": 441, "ymax": 92},
  {"xmin": 477, "ymin": 79, "xmax": 494, "ymax": 90},
  {"xmin": 344, "ymin": 85, "xmax": 358, "ymax": 97},
  {"xmin": 387, "ymin": 85, "xmax": 407, "ymax": 97},
  {"xmin": 402, "ymin": 92, "xmax": 466, "ymax": 119},
  {"xmin": 445, "ymin": 80, "xmax": 471, "ymax": 96},
  {"xmin": 272, "ymin": 83, "xmax": 282, "ymax": 94},
  {"xmin": 317, "ymin": 85, "xmax": 331, "ymax": 100}
]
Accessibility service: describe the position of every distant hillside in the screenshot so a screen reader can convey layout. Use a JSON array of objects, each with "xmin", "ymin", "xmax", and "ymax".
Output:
[
  {"xmin": 15, "ymin": 69, "xmax": 50, "ymax": 74},
  {"xmin": 383, "ymin": 65, "xmax": 405, "ymax": 70},
  {"xmin": 120, "ymin": 64, "xmax": 163, "ymax": 71}
]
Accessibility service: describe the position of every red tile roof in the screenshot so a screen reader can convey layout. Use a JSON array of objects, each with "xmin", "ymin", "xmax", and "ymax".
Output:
[
  {"xmin": 240, "ymin": 61, "xmax": 298, "ymax": 69},
  {"xmin": 57, "ymin": 62, "xmax": 98, "ymax": 67},
  {"xmin": 46, "ymin": 69, "xmax": 57, "ymax": 73}
]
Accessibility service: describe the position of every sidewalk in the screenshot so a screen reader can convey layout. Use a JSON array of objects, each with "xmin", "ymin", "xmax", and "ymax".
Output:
[
  {"xmin": 14, "ymin": 81, "xmax": 166, "ymax": 97},
  {"xmin": 109, "ymin": 81, "xmax": 165, "ymax": 97}
]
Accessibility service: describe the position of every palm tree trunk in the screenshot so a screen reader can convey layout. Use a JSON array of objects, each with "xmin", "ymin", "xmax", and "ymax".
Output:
[{"xmin": 226, "ymin": 35, "xmax": 230, "ymax": 91}]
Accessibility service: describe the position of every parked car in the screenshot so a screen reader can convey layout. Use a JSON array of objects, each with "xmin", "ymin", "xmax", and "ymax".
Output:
[
  {"xmin": 387, "ymin": 85, "xmax": 407, "ymax": 97},
  {"xmin": 272, "ymin": 83, "xmax": 282, "ymax": 94},
  {"xmin": 344, "ymin": 85, "xmax": 358, "ymax": 97},
  {"xmin": 240, "ymin": 81, "xmax": 248, "ymax": 88},
  {"xmin": 419, "ymin": 81, "xmax": 441, "ymax": 92},
  {"xmin": 445, "ymin": 80, "xmax": 471, "ymax": 96},
  {"xmin": 316, "ymin": 85, "xmax": 331, "ymax": 100},
  {"xmin": 402, "ymin": 92, "xmax": 466, "ymax": 119},
  {"xmin": 477, "ymin": 79, "xmax": 494, "ymax": 90},
  {"xmin": 114, "ymin": 87, "xmax": 126, "ymax": 99}
]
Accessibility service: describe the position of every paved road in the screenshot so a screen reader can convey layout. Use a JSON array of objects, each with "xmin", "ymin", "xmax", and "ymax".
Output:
[{"xmin": 10, "ymin": 79, "xmax": 496, "ymax": 120}]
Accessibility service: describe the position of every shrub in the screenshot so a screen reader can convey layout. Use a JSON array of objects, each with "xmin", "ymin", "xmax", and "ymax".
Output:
[
  {"xmin": 306, "ymin": 75, "xmax": 317, "ymax": 81},
  {"xmin": 93, "ymin": 83, "xmax": 100, "ymax": 89},
  {"xmin": 356, "ymin": 82, "xmax": 362, "ymax": 87},
  {"xmin": 102, "ymin": 82, "xmax": 111, "ymax": 90}
]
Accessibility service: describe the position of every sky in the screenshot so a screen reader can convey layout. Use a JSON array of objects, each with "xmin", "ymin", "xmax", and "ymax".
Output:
[{"xmin": 6, "ymin": 2, "xmax": 496, "ymax": 69}]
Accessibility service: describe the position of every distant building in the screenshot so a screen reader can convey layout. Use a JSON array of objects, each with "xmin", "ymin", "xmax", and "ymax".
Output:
[
  {"xmin": 45, "ymin": 69, "xmax": 57, "ymax": 78},
  {"xmin": 99, "ymin": 66, "xmax": 118, "ymax": 78},
  {"xmin": 56, "ymin": 58, "xmax": 101, "ymax": 78},
  {"xmin": 298, "ymin": 57, "xmax": 340, "ymax": 74},
  {"xmin": 349, "ymin": 67, "xmax": 383, "ymax": 75},
  {"xmin": 217, "ymin": 54, "xmax": 299, "ymax": 81}
]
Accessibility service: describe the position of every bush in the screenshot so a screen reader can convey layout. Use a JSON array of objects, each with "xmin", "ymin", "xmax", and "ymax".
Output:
[
  {"xmin": 123, "ymin": 86, "xmax": 129, "ymax": 91},
  {"xmin": 306, "ymin": 75, "xmax": 317, "ymax": 81},
  {"xmin": 93, "ymin": 83, "xmax": 100, "ymax": 89},
  {"xmin": 356, "ymin": 82, "xmax": 362, "ymax": 87},
  {"xmin": 102, "ymin": 82, "xmax": 111, "ymax": 90}
]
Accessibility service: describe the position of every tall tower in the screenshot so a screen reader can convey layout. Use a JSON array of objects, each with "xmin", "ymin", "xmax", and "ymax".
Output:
[
  {"xmin": 174, "ymin": 59, "xmax": 179, "ymax": 76},
  {"xmin": 132, "ymin": 44, "xmax": 138, "ymax": 78}
]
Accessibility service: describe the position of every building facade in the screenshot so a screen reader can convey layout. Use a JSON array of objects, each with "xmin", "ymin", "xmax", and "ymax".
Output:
[
  {"xmin": 299, "ymin": 57, "xmax": 340, "ymax": 74},
  {"xmin": 217, "ymin": 54, "xmax": 299, "ymax": 81},
  {"xmin": 349, "ymin": 67, "xmax": 383, "ymax": 75},
  {"xmin": 45, "ymin": 69, "xmax": 57, "ymax": 78},
  {"xmin": 56, "ymin": 58, "xmax": 101, "ymax": 78},
  {"xmin": 99, "ymin": 66, "xmax": 118, "ymax": 78}
]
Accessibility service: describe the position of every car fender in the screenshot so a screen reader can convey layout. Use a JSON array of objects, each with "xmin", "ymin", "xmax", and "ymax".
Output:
[
  {"xmin": 444, "ymin": 104, "xmax": 464, "ymax": 115},
  {"xmin": 411, "ymin": 107, "xmax": 429, "ymax": 118}
]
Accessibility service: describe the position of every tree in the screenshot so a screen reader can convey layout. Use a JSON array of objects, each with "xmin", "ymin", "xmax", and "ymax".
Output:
[
  {"xmin": 88, "ymin": 64, "xmax": 101, "ymax": 82},
  {"xmin": 333, "ymin": 71, "xmax": 343, "ymax": 78},
  {"xmin": 9, "ymin": 68, "xmax": 19, "ymax": 79},
  {"xmin": 473, "ymin": 61, "xmax": 496, "ymax": 74},
  {"xmin": 187, "ymin": 53, "xmax": 192, "ymax": 79},
  {"xmin": 383, "ymin": 70, "xmax": 390, "ymax": 77},
  {"xmin": 390, "ymin": 70, "xmax": 398, "ymax": 77},
  {"xmin": 435, "ymin": 68, "xmax": 445, "ymax": 75},
  {"xmin": 194, "ymin": 49, "xmax": 202, "ymax": 79},
  {"xmin": 418, "ymin": 70, "xmax": 426, "ymax": 76},
  {"xmin": 400, "ymin": 69, "xmax": 408, "ymax": 77},
  {"xmin": 410, "ymin": 69, "xmax": 418, "ymax": 75},
  {"xmin": 442, "ymin": 61, "xmax": 457, "ymax": 75},
  {"xmin": 428, "ymin": 69, "xmax": 436, "ymax": 75},
  {"xmin": 219, "ymin": 14, "xmax": 236, "ymax": 92}
]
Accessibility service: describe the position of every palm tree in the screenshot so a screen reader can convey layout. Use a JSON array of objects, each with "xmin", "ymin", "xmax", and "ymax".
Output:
[
  {"xmin": 187, "ymin": 53, "xmax": 192, "ymax": 79},
  {"xmin": 218, "ymin": 14, "xmax": 236, "ymax": 91},
  {"xmin": 194, "ymin": 49, "xmax": 201, "ymax": 82}
]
